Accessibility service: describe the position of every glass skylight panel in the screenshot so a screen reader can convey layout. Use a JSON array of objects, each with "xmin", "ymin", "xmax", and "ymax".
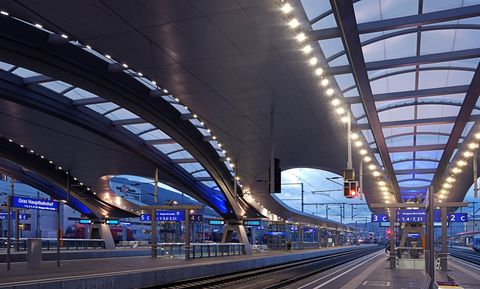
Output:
[
  {"xmin": 86, "ymin": 102, "xmax": 119, "ymax": 114},
  {"xmin": 370, "ymin": 71, "xmax": 416, "ymax": 94},
  {"xmin": 417, "ymin": 104, "xmax": 460, "ymax": 119},
  {"xmin": 386, "ymin": 135, "xmax": 414, "ymax": 147},
  {"xmin": 318, "ymin": 37, "xmax": 345, "ymax": 59},
  {"xmin": 311, "ymin": 12, "xmax": 337, "ymax": 30},
  {"xmin": 172, "ymin": 103, "xmax": 190, "ymax": 114},
  {"xmin": 417, "ymin": 123, "xmax": 453, "ymax": 134},
  {"xmin": 65, "ymin": 87, "xmax": 99, "ymax": 100},
  {"xmin": 423, "ymin": 0, "xmax": 472, "ymax": 13},
  {"xmin": 351, "ymin": 103, "xmax": 365, "ymax": 119},
  {"xmin": 105, "ymin": 108, "xmax": 139, "ymax": 121},
  {"xmin": 396, "ymin": 174, "xmax": 414, "ymax": 181},
  {"xmin": 343, "ymin": 87, "xmax": 359, "ymax": 97},
  {"xmin": 153, "ymin": 143, "xmax": 183, "ymax": 154},
  {"xmin": 415, "ymin": 161, "xmax": 438, "ymax": 169},
  {"xmin": 39, "ymin": 80, "xmax": 73, "ymax": 93},
  {"xmin": 415, "ymin": 174, "xmax": 434, "ymax": 180},
  {"xmin": 133, "ymin": 76, "xmax": 157, "ymax": 90},
  {"xmin": 123, "ymin": 123, "xmax": 155, "ymax": 134},
  {"xmin": 418, "ymin": 70, "xmax": 474, "ymax": 89},
  {"xmin": 0, "ymin": 61, "xmax": 15, "ymax": 71},
  {"xmin": 139, "ymin": 129, "xmax": 170, "ymax": 141},
  {"xmin": 161, "ymin": 95, "xmax": 175, "ymax": 102},
  {"xmin": 383, "ymin": 126, "xmax": 414, "ymax": 138},
  {"xmin": 393, "ymin": 161, "xmax": 414, "ymax": 170},
  {"xmin": 189, "ymin": 119, "xmax": 203, "ymax": 127},
  {"xmin": 300, "ymin": 0, "xmax": 331, "ymax": 20},
  {"xmin": 390, "ymin": 152, "xmax": 414, "ymax": 162},
  {"xmin": 201, "ymin": 181, "xmax": 218, "ymax": 189},
  {"xmin": 192, "ymin": 171, "xmax": 210, "ymax": 178},
  {"xmin": 422, "ymin": 94, "xmax": 466, "ymax": 103},
  {"xmin": 400, "ymin": 180, "xmax": 431, "ymax": 188},
  {"xmin": 378, "ymin": 106, "xmax": 415, "ymax": 122},
  {"xmin": 461, "ymin": 121, "xmax": 475, "ymax": 137},
  {"xmin": 361, "ymin": 130, "xmax": 374, "ymax": 143},
  {"xmin": 197, "ymin": 128, "xmax": 211, "ymax": 136},
  {"xmin": 415, "ymin": 134, "xmax": 449, "ymax": 146},
  {"xmin": 328, "ymin": 54, "xmax": 349, "ymax": 66},
  {"xmin": 362, "ymin": 34, "xmax": 417, "ymax": 63},
  {"xmin": 169, "ymin": 150, "xmax": 193, "ymax": 160},
  {"xmin": 415, "ymin": 150, "xmax": 444, "ymax": 160},
  {"xmin": 333, "ymin": 74, "xmax": 355, "ymax": 90},
  {"xmin": 178, "ymin": 162, "xmax": 204, "ymax": 173},
  {"xmin": 11, "ymin": 67, "xmax": 41, "ymax": 78}
]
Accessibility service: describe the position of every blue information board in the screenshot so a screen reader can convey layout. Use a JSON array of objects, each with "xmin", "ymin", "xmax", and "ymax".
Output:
[
  {"xmin": 11, "ymin": 196, "xmax": 58, "ymax": 211},
  {"xmin": 140, "ymin": 210, "xmax": 185, "ymax": 222},
  {"xmin": 0, "ymin": 212, "xmax": 28, "ymax": 220},
  {"xmin": 372, "ymin": 210, "xmax": 468, "ymax": 223},
  {"xmin": 371, "ymin": 214, "xmax": 389, "ymax": 222},
  {"xmin": 79, "ymin": 219, "xmax": 91, "ymax": 224}
]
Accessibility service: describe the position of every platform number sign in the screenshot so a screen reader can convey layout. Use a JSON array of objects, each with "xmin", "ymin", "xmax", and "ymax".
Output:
[
  {"xmin": 449, "ymin": 213, "xmax": 467, "ymax": 222},
  {"xmin": 371, "ymin": 214, "xmax": 389, "ymax": 222}
]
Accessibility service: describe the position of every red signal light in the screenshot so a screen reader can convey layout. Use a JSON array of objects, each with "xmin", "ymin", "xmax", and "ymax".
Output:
[{"xmin": 344, "ymin": 181, "xmax": 359, "ymax": 199}]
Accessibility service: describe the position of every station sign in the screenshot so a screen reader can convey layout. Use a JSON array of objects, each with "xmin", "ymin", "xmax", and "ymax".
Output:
[
  {"xmin": 244, "ymin": 220, "xmax": 261, "ymax": 226},
  {"xmin": 372, "ymin": 210, "xmax": 468, "ymax": 223},
  {"xmin": 79, "ymin": 218, "xmax": 91, "ymax": 224},
  {"xmin": 11, "ymin": 196, "xmax": 58, "ymax": 211},
  {"xmin": 140, "ymin": 210, "xmax": 185, "ymax": 222},
  {"xmin": 189, "ymin": 214, "xmax": 203, "ymax": 222},
  {"xmin": 0, "ymin": 212, "xmax": 28, "ymax": 220},
  {"xmin": 105, "ymin": 219, "xmax": 120, "ymax": 225},
  {"xmin": 371, "ymin": 214, "xmax": 389, "ymax": 222},
  {"xmin": 208, "ymin": 219, "xmax": 225, "ymax": 225},
  {"xmin": 266, "ymin": 231, "xmax": 285, "ymax": 236}
]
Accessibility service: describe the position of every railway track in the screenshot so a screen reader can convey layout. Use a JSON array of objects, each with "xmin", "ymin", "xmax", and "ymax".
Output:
[
  {"xmin": 153, "ymin": 246, "xmax": 381, "ymax": 289},
  {"xmin": 449, "ymin": 247, "xmax": 480, "ymax": 265}
]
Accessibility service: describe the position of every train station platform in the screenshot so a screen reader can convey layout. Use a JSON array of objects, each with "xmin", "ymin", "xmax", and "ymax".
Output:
[
  {"xmin": 0, "ymin": 245, "xmax": 363, "ymax": 289},
  {"xmin": 286, "ymin": 250, "xmax": 480, "ymax": 289}
]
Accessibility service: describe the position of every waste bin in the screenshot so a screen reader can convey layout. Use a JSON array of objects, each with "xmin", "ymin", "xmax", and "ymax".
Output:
[{"xmin": 27, "ymin": 238, "xmax": 42, "ymax": 268}]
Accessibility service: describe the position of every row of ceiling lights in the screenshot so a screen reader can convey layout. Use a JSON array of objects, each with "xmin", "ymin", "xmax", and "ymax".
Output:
[
  {"xmin": 0, "ymin": 10, "xmax": 244, "ymax": 196},
  {"xmin": 437, "ymin": 132, "xmax": 480, "ymax": 202},
  {"xmin": 280, "ymin": 1, "xmax": 394, "ymax": 204}
]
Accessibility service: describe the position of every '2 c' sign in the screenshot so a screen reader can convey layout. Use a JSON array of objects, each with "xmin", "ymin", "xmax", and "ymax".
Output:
[{"xmin": 449, "ymin": 213, "xmax": 467, "ymax": 222}]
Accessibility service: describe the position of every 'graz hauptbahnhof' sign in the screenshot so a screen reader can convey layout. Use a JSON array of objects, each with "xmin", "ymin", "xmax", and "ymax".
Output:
[{"xmin": 11, "ymin": 196, "xmax": 59, "ymax": 211}]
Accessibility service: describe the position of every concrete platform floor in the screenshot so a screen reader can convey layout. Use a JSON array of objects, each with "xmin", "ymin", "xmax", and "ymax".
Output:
[
  {"xmin": 0, "ymin": 245, "xmax": 358, "ymax": 288},
  {"xmin": 286, "ymin": 251, "xmax": 480, "ymax": 289}
]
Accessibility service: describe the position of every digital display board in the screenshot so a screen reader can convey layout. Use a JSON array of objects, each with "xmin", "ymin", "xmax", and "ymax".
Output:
[
  {"xmin": 79, "ymin": 219, "xmax": 91, "ymax": 224},
  {"xmin": 208, "ymin": 219, "xmax": 225, "ymax": 225},
  {"xmin": 244, "ymin": 220, "xmax": 261, "ymax": 226},
  {"xmin": 105, "ymin": 219, "xmax": 120, "ymax": 225},
  {"xmin": 11, "ymin": 196, "xmax": 58, "ymax": 211}
]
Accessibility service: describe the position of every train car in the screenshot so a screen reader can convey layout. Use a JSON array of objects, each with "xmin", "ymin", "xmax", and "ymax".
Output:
[
  {"xmin": 472, "ymin": 234, "xmax": 480, "ymax": 252},
  {"xmin": 64, "ymin": 224, "xmax": 134, "ymax": 243}
]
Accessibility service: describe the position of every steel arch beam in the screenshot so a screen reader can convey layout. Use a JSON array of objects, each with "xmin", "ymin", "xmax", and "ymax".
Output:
[
  {"xmin": 370, "ymin": 132, "xmax": 461, "ymax": 145},
  {"xmin": 357, "ymin": 99, "xmax": 476, "ymax": 121},
  {"xmin": 431, "ymin": 63, "xmax": 480, "ymax": 190},
  {"xmin": 342, "ymin": 67, "xmax": 477, "ymax": 94},
  {"xmin": 325, "ymin": 48, "xmax": 480, "ymax": 76},
  {"xmin": 354, "ymin": 114, "xmax": 480, "ymax": 130},
  {"xmin": 328, "ymin": 24, "xmax": 480, "ymax": 63},
  {"xmin": 396, "ymin": 168, "xmax": 437, "ymax": 175},
  {"xmin": 330, "ymin": 0, "xmax": 401, "ymax": 202},
  {"xmin": 311, "ymin": 4, "xmax": 480, "ymax": 40},
  {"xmin": 392, "ymin": 158, "xmax": 439, "ymax": 165},
  {"xmin": 0, "ymin": 17, "xmax": 252, "ymax": 219},
  {"xmin": 347, "ymin": 85, "xmax": 470, "ymax": 104},
  {"xmin": 398, "ymin": 178, "xmax": 433, "ymax": 183},
  {"xmin": 0, "ymin": 66, "xmax": 238, "ymax": 219}
]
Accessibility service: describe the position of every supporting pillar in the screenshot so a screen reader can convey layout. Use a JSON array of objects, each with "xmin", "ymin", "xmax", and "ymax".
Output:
[
  {"xmin": 389, "ymin": 208, "xmax": 396, "ymax": 269},
  {"xmin": 6, "ymin": 195, "xmax": 11, "ymax": 271},
  {"xmin": 475, "ymin": 151, "xmax": 478, "ymax": 198},
  {"xmin": 440, "ymin": 206, "xmax": 448, "ymax": 271},
  {"xmin": 221, "ymin": 224, "xmax": 253, "ymax": 255},
  {"xmin": 184, "ymin": 208, "xmax": 191, "ymax": 260},
  {"xmin": 154, "ymin": 168, "xmax": 159, "ymax": 205},
  {"xmin": 151, "ymin": 209, "xmax": 157, "ymax": 258}
]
